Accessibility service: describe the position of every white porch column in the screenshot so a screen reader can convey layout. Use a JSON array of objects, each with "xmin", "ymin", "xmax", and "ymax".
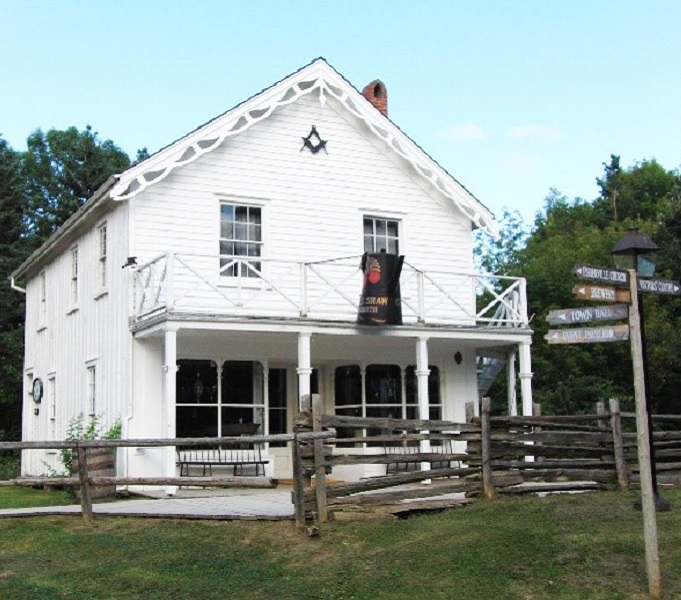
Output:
[
  {"xmin": 507, "ymin": 350, "xmax": 518, "ymax": 416},
  {"xmin": 297, "ymin": 332, "xmax": 312, "ymax": 410},
  {"xmin": 416, "ymin": 337, "xmax": 431, "ymax": 473},
  {"xmin": 164, "ymin": 326, "xmax": 178, "ymax": 495},
  {"xmin": 518, "ymin": 341, "xmax": 534, "ymax": 416}
]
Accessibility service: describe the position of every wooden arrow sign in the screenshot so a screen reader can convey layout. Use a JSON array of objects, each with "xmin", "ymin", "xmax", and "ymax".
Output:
[
  {"xmin": 546, "ymin": 304, "xmax": 629, "ymax": 325},
  {"xmin": 546, "ymin": 324, "xmax": 630, "ymax": 345},
  {"xmin": 572, "ymin": 284, "xmax": 631, "ymax": 303},
  {"xmin": 574, "ymin": 264, "xmax": 629, "ymax": 286},
  {"xmin": 637, "ymin": 277, "xmax": 681, "ymax": 295}
]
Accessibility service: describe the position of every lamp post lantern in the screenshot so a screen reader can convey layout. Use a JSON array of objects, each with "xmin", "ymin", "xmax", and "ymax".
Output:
[{"xmin": 612, "ymin": 227, "xmax": 670, "ymax": 511}]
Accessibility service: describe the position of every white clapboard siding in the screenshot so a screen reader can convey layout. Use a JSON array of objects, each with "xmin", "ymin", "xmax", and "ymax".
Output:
[
  {"xmin": 21, "ymin": 201, "xmax": 131, "ymax": 475},
  {"xmin": 131, "ymin": 91, "xmax": 476, "ymax": 321}
]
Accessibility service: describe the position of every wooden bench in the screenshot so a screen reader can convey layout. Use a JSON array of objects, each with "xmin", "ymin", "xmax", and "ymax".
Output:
[
  {"xmin": 177, "ymin": 443, "xmax": 269, "ymax": 477},
  {"xmin": 384, "ymin": 439, "xmax": 458, "ymax": 474}
]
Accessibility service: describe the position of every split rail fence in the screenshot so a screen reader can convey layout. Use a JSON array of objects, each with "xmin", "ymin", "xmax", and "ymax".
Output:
[
  {"xmin": 292, "ymin": 396, "xmax": 681, "ymax": 527},
  {"xmin": 1, "ymin": 397, "xmax": 680, "ymax": 528}
]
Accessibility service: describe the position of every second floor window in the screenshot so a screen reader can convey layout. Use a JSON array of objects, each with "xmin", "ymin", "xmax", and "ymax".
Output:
[
  {"xmin": 219, "ymin": 203, "xmax": 262, "ymax": 278},
  {"xmin": 364, "ymin": 216, "xmax": 399, "ymax": 254},
  {"xmin": 70, "ymin": 246, "xmax": 79, "ymax": 306},
  {"xmin": 39, "ymin": 271, "xmax": 47, "ymax": 325},
  {"xmin": 98, "ymin": 222, "xmax": 107, "ymax": 289}
]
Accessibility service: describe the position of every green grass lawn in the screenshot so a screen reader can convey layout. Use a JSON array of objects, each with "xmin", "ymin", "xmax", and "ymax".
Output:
[
  {"xmin": 1, "ymin": 488, "xmax": 680, "ymax": 599},
  {"xmin": 0, "ymin": 486, "xmax": 75, "ymax": 509}
]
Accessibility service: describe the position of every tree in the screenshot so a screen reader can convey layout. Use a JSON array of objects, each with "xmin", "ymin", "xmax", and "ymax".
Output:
[
  {"xmin": 0, "ymin": 137, "xmax": 29, "ymax": 438},
  {"xmin": 23, "ymin": 126, "xmax": 130, "ymax": 240},
  {"xmin": 595, "ymin": 155, "xmax": 676, "ymax": 226},
  {"xmin": 474, "ymin": 208, "xmax": 528, "ymax": 275},
  {"xmin": 483, "ymin": 159, "xmax": 681, "ymax": 416}
]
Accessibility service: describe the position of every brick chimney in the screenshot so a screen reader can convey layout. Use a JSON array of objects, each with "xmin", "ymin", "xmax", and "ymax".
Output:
[{"xmin": 362, "ymin": 80, "xmax": 387, "ymax": 116}]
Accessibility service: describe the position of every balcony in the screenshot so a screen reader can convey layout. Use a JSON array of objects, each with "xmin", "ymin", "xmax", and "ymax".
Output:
[{"xmin": 132, "ymin": 253, "xmax": 528, "ymax": 329}]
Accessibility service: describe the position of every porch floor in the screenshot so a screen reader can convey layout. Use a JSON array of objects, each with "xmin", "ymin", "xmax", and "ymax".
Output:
[{"xmin": 0, "ymin": 486, "xmax": 295, "ymax": 521}]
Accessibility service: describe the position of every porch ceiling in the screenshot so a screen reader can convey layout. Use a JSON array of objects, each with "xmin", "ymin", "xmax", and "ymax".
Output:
[{"xmin": 138, "ymin": 319, "xmax": 530, "ymax": 364}]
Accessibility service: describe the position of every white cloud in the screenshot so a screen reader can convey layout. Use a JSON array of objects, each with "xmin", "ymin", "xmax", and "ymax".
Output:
[
  {"xmin": 507, "ymin": 124, "xmax": 564, "ymax": 140},
  {"xmin": 444, "ymin": 122, "xmax": 486, "ymax": 141},
  {"xmin": 501, "ymin": 152, "xmax": 540, "ymax": 177}
]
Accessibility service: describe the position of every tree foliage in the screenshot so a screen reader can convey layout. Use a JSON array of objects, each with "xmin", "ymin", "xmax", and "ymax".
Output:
[
  {"xmin": 23, "ymin": 126, "xmax": 130, "ymax": 240},
  {"xmin": 0, "ymin": 127, "xmax": 131, "ymax": 439},
  {"xmin": 0, "ymin": 138, "xmax": 29, "ymax": 438},
  {"xmin": 481, "ymin": 157, "xmax": 681, "ymax": 415}
]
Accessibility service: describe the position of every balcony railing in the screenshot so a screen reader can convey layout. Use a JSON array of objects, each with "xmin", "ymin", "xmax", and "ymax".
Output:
[{"xmin": 133, "ymin": 253, "xmax": 528, "ymax": 328}]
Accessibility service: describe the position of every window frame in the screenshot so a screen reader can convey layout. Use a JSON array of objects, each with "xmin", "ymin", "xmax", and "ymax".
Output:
[
  {"xmin": 363, "ymin": 215, "xmax": 401, "ymax": 255},
  {"xmin": 85, "ymin": 362, "xmax": 97, "ymax": 416},
  {"xmin": 47, "ymin": 373, "xmax": 57, "ymax": 421},
  {"xmin": 69, "ymin": 245, "xmax": 79, "ymax": 312},
  {"xmin": 97, "ymin": 221, "xmax": 108, "ymax": 293},
  {"xmin": 175, "ymin": 359, "xmax": 270, "ymax": 439},
  {"xmin": 38, "ymin": 270, "xmax": 47, "ymax": 330},
  {"xmin": 218, "ymin": 200, "xmax": 265, "ymax": 280},
  {"xmin": 334, "ymin": 363, "xmax": 441, "ymax": 421}
]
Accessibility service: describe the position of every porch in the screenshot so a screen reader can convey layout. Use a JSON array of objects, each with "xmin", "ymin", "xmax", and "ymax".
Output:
[
  {"xmin": 132, "ymin": 253, "xmax": 528, "ymax": 328},
  {"xmin": 127, "ymin": 253, "xmax": 533, "ymax": 482}
]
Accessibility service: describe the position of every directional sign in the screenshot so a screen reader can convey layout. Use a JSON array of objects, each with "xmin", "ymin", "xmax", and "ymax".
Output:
[
  {"xmin": 574, "ymin": 264, "xmax": 629, "ymax": 286},
  {"xmin": 637, "ymin": 277, "xmax": 681, "ymax": 296},
  {"xmin": 546, "ymin": 304, "xmax": 629, "ymax": 326},
  {"xmin": 545, "ymin": 324, "xmax": 630, "ymax": 345},
  {"xmin": 572, "ymin": 284, "xmax": 631, "ymax": 303}
]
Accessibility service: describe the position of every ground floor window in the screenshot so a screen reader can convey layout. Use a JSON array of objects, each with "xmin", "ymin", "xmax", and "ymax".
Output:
[
  {"xmin": 334, "ymin": 364, "xmax": 441, "ymax": 440},
  {"xmin": 176, "ymin": 360, "xmax": 269, "ymax": 438},
  {"xmin": 268, "ymin": 368, "xmax": 287, "ymax": 447}
]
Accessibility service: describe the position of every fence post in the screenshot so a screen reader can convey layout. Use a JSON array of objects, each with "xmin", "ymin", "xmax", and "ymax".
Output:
[
  {"xmin": 533, "ymin": 403, "xmax": 543, "ymax": 464},
  {"xmin": 312, "ymin": 394, "xmax": 327, "ymax": 524},
  {"xmin": 465, "ymin": 401, "xmax": 475, "ymax": 423},
  {"xmin": 76, "ymin": 444, "xmax": 93, "ymax": 523},
  {"xmin": 292, "ymin": 433, "xmax": 306, "ymax": 529},
  {"xmin": 596, "ymin": 401, "xmax": 608, "ymax": 430},
  {"xmin": 609, "ymin": 397, "xmax": 629, "ymax": 491},
  {"xmin": 481, "ymin": 397, "xmax": 496, "ymax": 500}
]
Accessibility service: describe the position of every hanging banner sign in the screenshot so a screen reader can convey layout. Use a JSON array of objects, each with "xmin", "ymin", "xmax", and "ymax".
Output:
[
  {"xmin": 637, "ymin": 277, "xmax": 681, "ymax": 295},
  {"xmin": 545, "ymin": 324, "xmax": 630, "ymax": 345},
  {"xmin": 572, "ymin": 284, "xmax": 631, "ymax": 303},
  {"xmin": 573, "ymin": 264, "xmax": 629, "ymax": 286},
  {"xmin": 546, "ymin": 304, "xmax": 629, "ymax": 325}
]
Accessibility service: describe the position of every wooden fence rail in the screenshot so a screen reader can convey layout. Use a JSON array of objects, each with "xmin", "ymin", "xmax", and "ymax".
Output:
[
  {"xmin": 0, "ymin": 432, "xmax": 333, "ymax": 523},
  {"xmin": 3, "ymin": 399, "xmax": 680, "ymax": 528},
  {"xmin": 294, "ymin": 397, "xmax": 681, "ymax": 527}
]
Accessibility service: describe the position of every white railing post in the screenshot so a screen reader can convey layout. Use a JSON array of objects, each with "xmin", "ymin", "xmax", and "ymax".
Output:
[
  {"xmin": 417, "ymin": 270, "xmax": 426, "ymax": 323},
  {"xmin": 300, "ymin": 262, "xmax": 308, "ymax": 317},
  {"xmin": 166, "ymin": 252, "xmax": 175, "ymax": 311},
  {"xmin": 519, "ymin": 278, "xmax": 528, "ymax": 326}
]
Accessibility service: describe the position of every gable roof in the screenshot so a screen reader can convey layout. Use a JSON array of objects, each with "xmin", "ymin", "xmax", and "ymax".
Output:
[
  {"xmin": 11, "ymin": 58, "xmax": 499, "ymax": 283},
  {"xmin": 110, "ymin": 58, "xmax": 498, "ymax": 237}
]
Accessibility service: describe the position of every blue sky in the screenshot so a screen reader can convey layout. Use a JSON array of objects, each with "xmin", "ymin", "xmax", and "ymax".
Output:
[{"xmin": 2, "ymin": 1, "xmax": 680, "ymax": 226}]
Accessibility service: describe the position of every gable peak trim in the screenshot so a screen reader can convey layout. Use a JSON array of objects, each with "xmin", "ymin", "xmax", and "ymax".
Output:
[{"xmin": 110, "ymin": 59, "xmax": 497, "ymax": 237}]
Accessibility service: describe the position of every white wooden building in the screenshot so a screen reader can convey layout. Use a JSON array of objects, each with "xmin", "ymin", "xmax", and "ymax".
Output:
[{"xmin": 11, "ymin": 58, "xmax": 533, "ymax": 482}]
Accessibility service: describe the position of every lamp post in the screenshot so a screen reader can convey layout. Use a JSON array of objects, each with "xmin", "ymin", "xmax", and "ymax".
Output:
[{"xmin": 612, "ymin": 227, "xmax": 670, "ymax": 511}]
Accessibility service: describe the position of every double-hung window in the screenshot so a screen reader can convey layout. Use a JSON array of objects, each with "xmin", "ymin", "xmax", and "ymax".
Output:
[
  {"xmin": 364, "ymin": 216, "xmax": 399, "ymax": 255},
  {"xmin": 39, "ymin": 270, "xmax": 47, "ymax": 328},
  {"xmin": 70, "ymin": 246, "xmax": 79, "ymax": 307},
  {"xmin": 98, "ymin": 222, "xmax": 107, "ymax": 290},
  {"xmin": 219, "ymin": 203, "xmax": 262, "ymax": 278},
  {"xmin": 86, "ymin": 364, "xmax": 96, "ymax": 415}
]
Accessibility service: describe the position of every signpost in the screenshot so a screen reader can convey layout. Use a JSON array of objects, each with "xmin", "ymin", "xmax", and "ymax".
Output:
[
  {"xmin": 546, "ymin": 324, "xmax": 629, "ymax": 345},
  {"xmin": 574, "ymin": 263, "xmax": 680, "ymax": 295},
  {"xmin": 572, "ymin": 284, "xmax": 631, "ymax": 303},
  {"xmin": 547, "ymin": 304, "xmax": 629, "ymax": 326}
]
